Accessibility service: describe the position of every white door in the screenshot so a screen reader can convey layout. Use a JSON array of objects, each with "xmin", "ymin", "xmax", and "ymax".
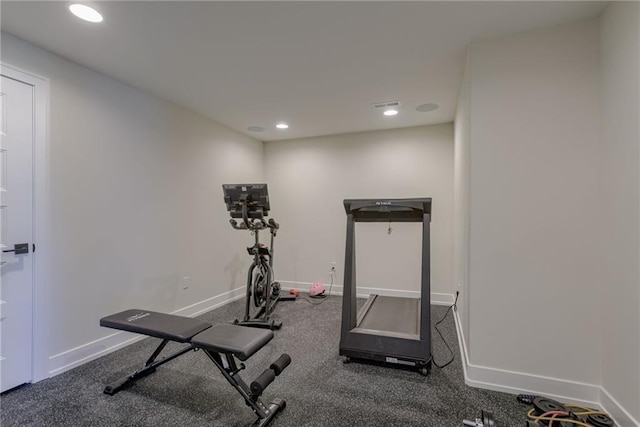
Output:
[{"xmin": 0, "ymin": 75, "xmax": 34, "ymax": 393}]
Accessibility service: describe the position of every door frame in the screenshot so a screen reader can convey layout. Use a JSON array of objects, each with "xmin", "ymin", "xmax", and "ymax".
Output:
[{"xmin": 1, "ymin": 63, "xmax": 50, "ymax": 383}]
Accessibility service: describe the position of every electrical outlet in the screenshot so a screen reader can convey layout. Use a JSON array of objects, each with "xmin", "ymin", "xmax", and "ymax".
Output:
[
  {"xmin": 330, "ymin": 262, "xmax": 336, "ymax": 272},
  {"xmin": 182, "ymin": 276, "xmax": 190, "ymax": 290}
]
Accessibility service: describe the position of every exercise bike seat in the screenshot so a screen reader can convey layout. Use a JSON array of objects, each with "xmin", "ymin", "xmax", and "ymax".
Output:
[
  {"xmin": 100, "ymin": 309, "xmax": 211, "ymax": 343},
  {"xmin": 191, "ymin": 324, "xmax": 274, "ymax": 361}
]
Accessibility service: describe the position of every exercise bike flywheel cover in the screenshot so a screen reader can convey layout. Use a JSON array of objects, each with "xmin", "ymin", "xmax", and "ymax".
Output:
[
  {"xmin": 532, "ymin": 397, "xmax": 568, "ymax": 416},
  {"xmin": 253, "ymin": 272, "xmax": 267, "ymax": 307}
]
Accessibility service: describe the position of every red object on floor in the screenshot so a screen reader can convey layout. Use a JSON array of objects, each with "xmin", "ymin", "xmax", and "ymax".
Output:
[{"xmin": 289, "ymin": 289, "xmax": 300, "ymax": 297}]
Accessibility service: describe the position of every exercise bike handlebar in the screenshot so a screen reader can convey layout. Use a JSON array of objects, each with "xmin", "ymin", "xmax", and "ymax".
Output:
[
  {"xmin": 229, "ymin": 218, "xmax": 268, "ymax": 231},
  {"xmin": 229, "ymin": 217, "xmax": 279, "ymax": 232},
  {"xmin": 229, "ymin": 219, "xmax": 247, "ymax": 230},
  {"xmin": 268, "ymin": 218, "xmax": 279, "ymax": 230}
]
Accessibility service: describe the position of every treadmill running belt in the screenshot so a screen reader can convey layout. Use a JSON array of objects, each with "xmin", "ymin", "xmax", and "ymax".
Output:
[{"xmin": 357, "ymin": 296, "xmax": 420, "ymax": 336}]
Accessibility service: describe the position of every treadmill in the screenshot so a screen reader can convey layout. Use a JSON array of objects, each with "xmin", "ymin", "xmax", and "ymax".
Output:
[{"xmin": 339, "ymin": 198, "xmax": 432, "ymax": 375}]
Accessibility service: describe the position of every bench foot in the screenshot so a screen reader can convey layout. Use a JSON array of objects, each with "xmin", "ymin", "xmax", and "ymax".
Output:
[{"xmin": 253, "ymin": 398, "xmax": 286, "ymax": 427}]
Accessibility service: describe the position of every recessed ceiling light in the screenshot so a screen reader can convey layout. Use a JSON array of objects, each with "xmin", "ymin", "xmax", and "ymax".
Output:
[
  {"xmin": 383, "ymin": 109, "xmax": 399, "ymax": 116},
  {"xmin": 247, "ymin": 126, "xmax": 265, "ymax": 132},
  {"xmin": 416, "ymin": 103, "xmax": 439, "ymax": 112},
  {"xmin": 69, "ymin": 4, "xmax": 103, "ymax": 23},
  {"xmin": 276, "ymin": 123, "xmax": 289, "ymax": 129}
]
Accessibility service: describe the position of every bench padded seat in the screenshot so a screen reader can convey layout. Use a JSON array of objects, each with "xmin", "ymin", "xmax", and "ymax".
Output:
[
  {"xmin": 100, "ymin": 309, "xmax": 211, "ymax": 343},
  {"xmin": 191, "ymin": 324, "xmax": 274, "ymax": 361}
]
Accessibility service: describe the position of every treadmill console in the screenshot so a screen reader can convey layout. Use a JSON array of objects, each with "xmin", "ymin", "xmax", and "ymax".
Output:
[{"xmin": 343, "ymin": 198, "xmax": 431, "ymax": 222}]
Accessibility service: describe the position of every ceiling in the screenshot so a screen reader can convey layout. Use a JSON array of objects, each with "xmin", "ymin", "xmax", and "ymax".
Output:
[{"xmin": 1, "ymin": 1, "xmax": 608, "ymax": 141}]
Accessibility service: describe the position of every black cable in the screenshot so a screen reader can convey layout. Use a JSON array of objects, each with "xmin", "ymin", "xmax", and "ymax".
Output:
[{"xmin": 432, "ymin": 291, "xmax": 459, "ymax": 369}]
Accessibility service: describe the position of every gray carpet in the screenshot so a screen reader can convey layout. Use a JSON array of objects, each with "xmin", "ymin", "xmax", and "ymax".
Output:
[{"xmin": 0, "ymin": 296, "xmax": 530, "ymax": 426}]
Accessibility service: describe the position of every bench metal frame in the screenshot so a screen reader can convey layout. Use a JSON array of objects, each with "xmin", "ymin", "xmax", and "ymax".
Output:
[{"xmin": 100, "ymin": 311, "xmax": 287, "ymax": 427}]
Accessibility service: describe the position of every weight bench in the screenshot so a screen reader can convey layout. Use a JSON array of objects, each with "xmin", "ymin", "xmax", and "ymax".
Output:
[{"xmin": 100, "ymin": 309, "xmax": 290, "ymax": 427}]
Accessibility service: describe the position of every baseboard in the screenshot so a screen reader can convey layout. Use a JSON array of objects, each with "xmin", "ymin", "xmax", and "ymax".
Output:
[
  {"xmin": 48, "ymin": 287, "xmax": 245, "ymax": 377},
  {"xmin": 599, "ymin": 385, "xmax": 640, "ymax": 427},
  {"xmin": 169, "ymin": 288, "xmax": 245, "ymax": 318},
  {"xmin": 48, "ymin": 331, "xmax": 148, "ymax": 378},
  {"xmin": 452, "ymin": 309, "xmax": 638, "ymax": 427},
  {"xmin": 278, "ymin": 280, "xmax": 455, "ymax": 306}
]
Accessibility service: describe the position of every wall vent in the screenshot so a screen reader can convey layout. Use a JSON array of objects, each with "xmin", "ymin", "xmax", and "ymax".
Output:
[{"xmin": 372, "ymin": 100, "xmax": 400, "ymax": 109}]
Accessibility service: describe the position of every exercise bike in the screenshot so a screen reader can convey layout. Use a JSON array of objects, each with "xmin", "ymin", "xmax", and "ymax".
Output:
[{"xmin": 223, "ymin": 184, "xmax": 295, "ymax": 330}]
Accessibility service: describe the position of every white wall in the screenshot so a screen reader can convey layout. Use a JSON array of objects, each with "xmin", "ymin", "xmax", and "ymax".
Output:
[
  {"xmin": 464, "ymin": 19, "xmax": 602, "ymax": 388},
  {"xmin": 1, "ymin": 33, "xmax": 264, "ymax": 370},
  {"xmin": 599, "ymin": 2, "xmax": 640, "ymax": 423},
  {"xmin": 264, "ymin": 124, "xmax": 454, "ymax": 300}
]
